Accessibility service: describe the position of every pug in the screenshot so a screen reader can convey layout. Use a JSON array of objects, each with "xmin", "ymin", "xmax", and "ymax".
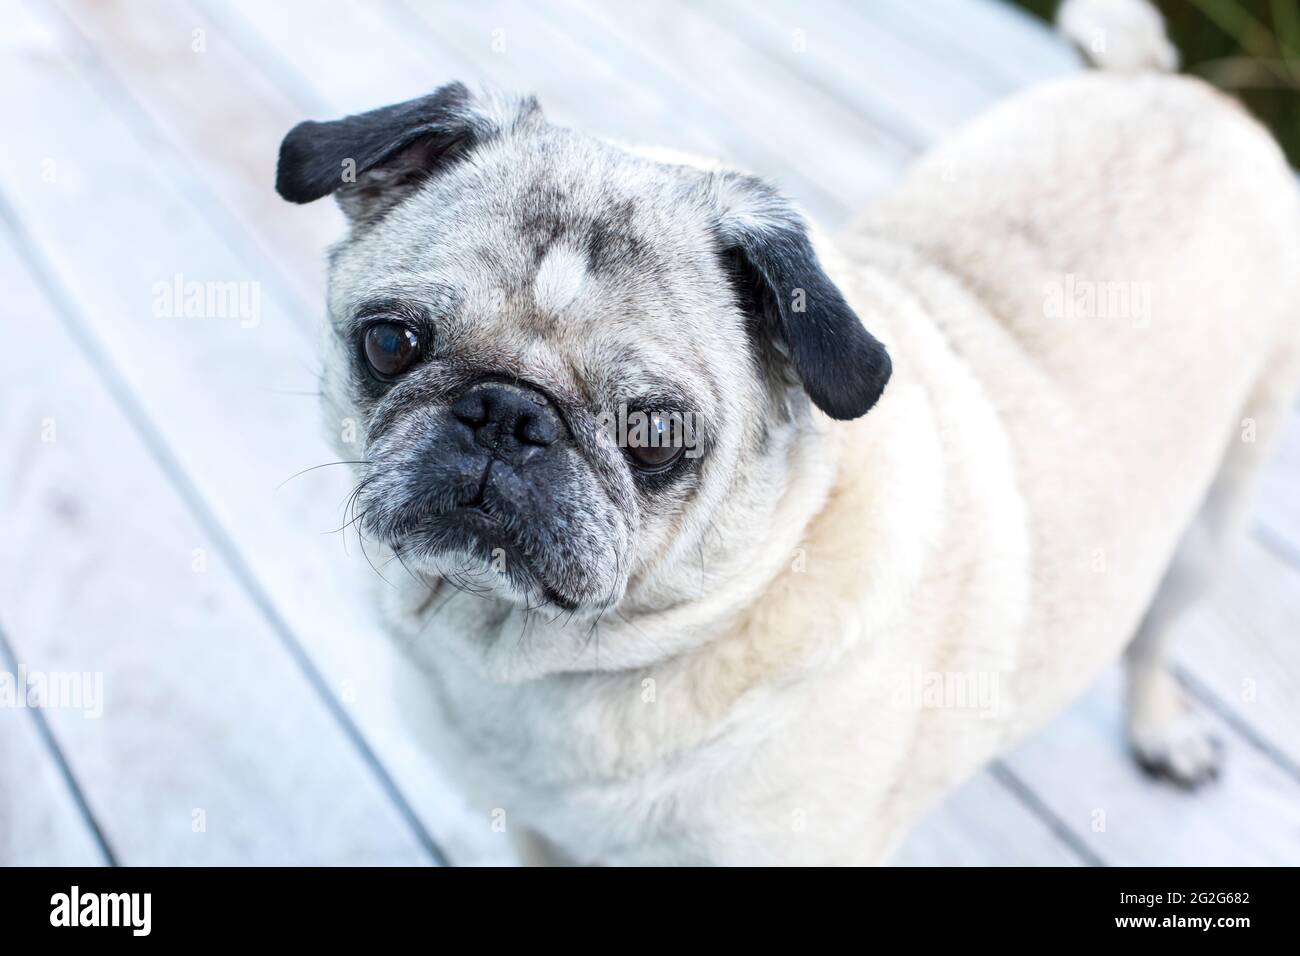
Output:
[{"xmin": 275, "ymin": 7, "xmax": 1300, "ymax": 865}]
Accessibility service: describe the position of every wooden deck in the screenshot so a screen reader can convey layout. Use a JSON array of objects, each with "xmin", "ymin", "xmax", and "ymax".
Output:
[{"xmin": 2, "ymin": 0, "xmax": 1298, "ymax": 866}]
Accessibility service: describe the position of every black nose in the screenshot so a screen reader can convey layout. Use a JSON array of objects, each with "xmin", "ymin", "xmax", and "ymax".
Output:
[{"xmin": 452, "ymin": 382, "xmax": 564, "ymax": 462}]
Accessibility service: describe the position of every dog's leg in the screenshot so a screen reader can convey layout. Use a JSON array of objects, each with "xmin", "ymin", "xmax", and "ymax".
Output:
[
  {"xmin": 1127, "ymin": 340, "xmax": 1300, "ymax": 785},
  {"xmin": 1125, "ymin": 532, "xmax": 1222, "ymax": 786}
]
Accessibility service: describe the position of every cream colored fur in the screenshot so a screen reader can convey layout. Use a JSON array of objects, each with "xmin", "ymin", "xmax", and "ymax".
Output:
[{"xmin": 385, "ymin": 65, "xmax": 1300, "ymax": 864}]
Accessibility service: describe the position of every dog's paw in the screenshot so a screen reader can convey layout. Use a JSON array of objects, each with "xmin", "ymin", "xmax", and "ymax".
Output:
[{"xmin": 1129, "ymin": 712, "xmax": 1223, "ymax": 788}]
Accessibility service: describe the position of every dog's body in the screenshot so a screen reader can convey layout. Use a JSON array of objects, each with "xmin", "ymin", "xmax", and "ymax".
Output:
[
  {"xmin": 387, "ymin": 75, "xmax": 1299, "ymax": 865},
  {"xmin": 277, "ymin": 8, "xmax": 1300, "ymax": 865}
]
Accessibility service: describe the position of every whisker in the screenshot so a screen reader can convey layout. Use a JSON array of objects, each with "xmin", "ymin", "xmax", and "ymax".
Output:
[
  {"xmin": 356, "ymin": 527, "xmax": 395, "ymax": 587},
  {"xmin": 326, "ymin": 474, "xmax": 379, "ymax": 536},
  {"xmin": 277, "ymin": 459, "xmax": 370, "ymax": 491},
  {"xmin": 388, "ymin": 545, "xmax": 425, "ymax": 585}
]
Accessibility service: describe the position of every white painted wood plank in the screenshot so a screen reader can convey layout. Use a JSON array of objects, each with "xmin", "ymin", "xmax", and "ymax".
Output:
[
  {"xmin": 546, "ymin": 0, "xmax": 905, "ymax": 222},
  {"xmin": 50, "ymin": 0, "xmax": 336, "ymax": 324},
  {"xmin": 198, "ymin": 0, "xmax": 483, "ymax": 117},
  {"xmin": 0, "ymin": 659, "xmax": 106, "ymax": 865},
  {"xmin": 206, "ymin": 0, "xmax": 884, "ymax": 225},
  {"xmin": 1004, "ymin": 668, "xmax": 1300, "ymax": 865},
  {"xmin": 706, "ymin": 0, "xmax": 996, "ymax": 149},
  {"xmin": 1176, "ymin": 537, "xmax": 1300, "ymax": 772},
  {"xmin": 54, "ymin": 0, "xmax": 346, "ymax": 330},
  {"xmin": 202, "ymin": 0, "xmax": 747, "ymax": 171},
  {"xmin": 0, "ymin": 0, "xmax": 508, "ymax": 865},
  {"xmin": 830, "ymin": 0, "xmax": 1020, "ymax": 97},
  {"xmin": 0, "ymin": 225, "xmax": 429, "ymax": 865},
  {"xmin": 861, "ymin": 0, "xmax": 1081, "ymax": 91},
  {"xmin": 892, "ymin": 768, "xmax": 1084, "ymax": 865},
  {"xmin": 398, "ymin": 0, "xmax": 744, "ymax": 157}
]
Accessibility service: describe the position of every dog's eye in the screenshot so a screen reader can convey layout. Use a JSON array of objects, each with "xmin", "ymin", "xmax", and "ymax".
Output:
[
  {"xmin": 362, "ymin": 322, "xmax": 420, "ymax": 380},
  {"xmin": 626, "ymin": 412, "xmax": 686, "ymax": 471}
]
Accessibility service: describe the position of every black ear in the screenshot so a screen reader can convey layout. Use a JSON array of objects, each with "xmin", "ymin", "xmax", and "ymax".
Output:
[
  {"xmin": 275, "ymin": 82, "xmax": 494, "ymax": 225},
  {"xmin": 716, "ymin": 176, "xmax": 891, "ymax": 421}
]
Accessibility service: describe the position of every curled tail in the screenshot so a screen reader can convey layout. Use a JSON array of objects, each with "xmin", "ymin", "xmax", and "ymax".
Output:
[{"xmin": 1056, "ymin": 0, "xmax": 1179, "ymax": 72}]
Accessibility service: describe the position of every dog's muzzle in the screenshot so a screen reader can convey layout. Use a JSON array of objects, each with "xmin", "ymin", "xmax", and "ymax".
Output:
[{"xmin": 365, "ymin": 379, "xmax": 590, "ymax": 607}]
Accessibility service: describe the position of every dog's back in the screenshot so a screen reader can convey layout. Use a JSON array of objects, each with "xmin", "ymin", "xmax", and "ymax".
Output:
[{"xmin": 832, "ymin": 6, "xmax": 1300, "ymax": 806}]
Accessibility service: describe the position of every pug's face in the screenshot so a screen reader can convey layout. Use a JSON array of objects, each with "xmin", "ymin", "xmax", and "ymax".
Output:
[{"xmin": 277, "ymin": 84, "xmax": 889, "ymax": 623}]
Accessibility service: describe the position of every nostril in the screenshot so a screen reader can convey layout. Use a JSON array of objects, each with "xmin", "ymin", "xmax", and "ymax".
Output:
[
  {"xmin": 517, "ymin": 412, "xmax": 559, "ymax": 447},
  {"xmin": 452, "ymin": 391, "xmax": 490, "ymax": 429}
]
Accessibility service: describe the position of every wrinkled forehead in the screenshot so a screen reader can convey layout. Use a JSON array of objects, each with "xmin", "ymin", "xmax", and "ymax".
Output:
[
  {"xmin": 328, "ymin": 136, "xmax": 743, "ymax": 410},
  {"xmin": 335, "ymin": 132, "xmax": 722, "ymax": 299}
]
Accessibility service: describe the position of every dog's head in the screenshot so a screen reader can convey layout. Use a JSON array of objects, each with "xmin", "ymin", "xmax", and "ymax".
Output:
[{"xmin": 278, "ymin": 83, "xmax": 890, "ymax": 620}]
